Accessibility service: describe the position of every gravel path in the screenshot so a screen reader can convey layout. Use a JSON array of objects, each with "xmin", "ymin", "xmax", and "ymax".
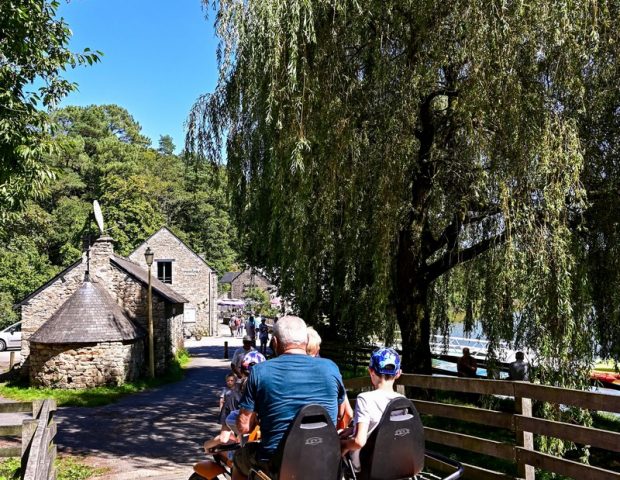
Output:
[{"xmin": 54, "ymin": 335, "xmax": 242, "ymax": 479}]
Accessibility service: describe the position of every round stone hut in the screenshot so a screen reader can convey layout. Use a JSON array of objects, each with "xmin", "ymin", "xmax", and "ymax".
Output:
[{"xmin": 28, "ymin": 279, "xmax": 145, "ymax": 389}]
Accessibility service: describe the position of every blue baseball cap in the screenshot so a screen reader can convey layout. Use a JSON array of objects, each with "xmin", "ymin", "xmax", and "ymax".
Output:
[{"xmin": 369, "ymin": 347, "xmax": 401, "ymax": 375}]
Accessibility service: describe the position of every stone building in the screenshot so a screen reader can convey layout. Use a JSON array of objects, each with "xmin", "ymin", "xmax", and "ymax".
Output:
[
  {"xmin": 20, "ymin": 235, "xmax": 187, "ymax": 388},
  {"xmin": 128, "ymin": 227, "xmax": 218, "ymax": 336},
  {"xmin": 28, "ymin": 280, "xmax": 144, "ymax": 388},
  {"xmin": 220, "ymin": 269, "xmax": 275, "ymax": 300}
]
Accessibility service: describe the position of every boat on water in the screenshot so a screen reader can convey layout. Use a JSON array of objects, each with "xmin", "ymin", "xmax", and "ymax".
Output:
[{"xmin": 590, "ymin": 371, "xmax": 620, "ymax": 390}]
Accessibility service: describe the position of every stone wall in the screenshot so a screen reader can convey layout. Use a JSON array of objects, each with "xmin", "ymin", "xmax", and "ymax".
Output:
[
  {"xmin": 21, "ymin": 235, "xmax": 184, "ymax": 381},
  {"xmin": 231, "ymin": 270, "xmax": 274, "ymax": 300},
  {"xmin": 20, "ymin": 262, "xmax": 86, "ymax": 364},
  {"xmin": 129, "ymin": 227, "xmax": 215, "ymax": 335},
  {"xmin": 99, "ymin": 261, "xmax": 183, "ymax": 375},
  {"xmin": 210, "ymin": 271, "xmax": 219, "ymax": 335},
  {"xmin": 29, "ymin": 340, "xmax": 143, "ymax": 389}
]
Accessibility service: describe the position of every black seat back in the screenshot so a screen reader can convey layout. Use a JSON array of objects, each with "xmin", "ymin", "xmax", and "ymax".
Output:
[
  {"xmin": 276, "ymin": 404, "xmax": 341, "ymax": 480},
  {"xmin": 358, "ymin": 396, "xmax": 425, "ymax": 480}
]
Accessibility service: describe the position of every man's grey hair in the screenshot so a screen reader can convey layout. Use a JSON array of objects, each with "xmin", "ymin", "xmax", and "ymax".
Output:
[{"xmin": 274, "ymin": 315, "xmax": 308, "ymax": 346}]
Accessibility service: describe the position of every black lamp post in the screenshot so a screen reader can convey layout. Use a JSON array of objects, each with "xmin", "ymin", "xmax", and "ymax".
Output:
[{"xmin": 144, "ymin": 247, "xmax": 155, "ymax": 378}]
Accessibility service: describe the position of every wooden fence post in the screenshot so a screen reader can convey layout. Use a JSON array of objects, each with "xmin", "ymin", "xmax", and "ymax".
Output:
[
  {"xmin": 515, "ymin": 384, "xmax": 535, "ymax": 480},
  {"xmin": 9, "ymin": 352, "xmax": 15, "ymax": 370}
]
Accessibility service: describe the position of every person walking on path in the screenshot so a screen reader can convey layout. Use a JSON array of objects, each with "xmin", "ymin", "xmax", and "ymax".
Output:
[
  {"xmin": 229, "ymin": 316, "xmax": 238, "ymax": 337},
  {"xmin": 245, "ymin": 315, "xmax": 256, "ymax": 345},
  {"xmin": 258, "ymin": 318, "xmax": 269, "ymax": 355},
  {"xmin": 237, "ymin": 316, "xmax": 245, "ymax": 337}
]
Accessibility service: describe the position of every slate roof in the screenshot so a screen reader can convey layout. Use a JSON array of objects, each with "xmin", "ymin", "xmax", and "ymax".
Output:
[
  {"xmin": 111, "ymin": 255, "xmax": 187, "ymax": 304},
  {"xmin": 220, "ymin": 272, "xmax": 241, "ymax": 284},
  {"xmin": 29, "ymin": 280, "xmax": 145, "ymax": 344}
]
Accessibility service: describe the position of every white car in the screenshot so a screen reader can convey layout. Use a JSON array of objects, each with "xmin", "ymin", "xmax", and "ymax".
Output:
[{"xmin": 0, "ymin": 321, "xmax": 21, "ymax": 351}]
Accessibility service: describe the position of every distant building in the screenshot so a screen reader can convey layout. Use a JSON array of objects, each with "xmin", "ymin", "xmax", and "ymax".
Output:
[
  {"xmin": 128, "ymin": 227, "xmax": 218, "ymax": 336},
  {"xmin": 220, "ymin": 269, "xmax": 275, "ymax": 300},
  {"xmin": 20, "ymin": 235, "xmax": 187, "ymax": 388}
]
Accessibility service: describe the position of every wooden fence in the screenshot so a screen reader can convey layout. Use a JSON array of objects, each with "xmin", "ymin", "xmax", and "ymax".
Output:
[
  {"xmin": 320, "ymin": 342, "xmax": 508, "ymax": 376},
  {"xmin": 344, "ymin": 374, "xmax": 620, "ymax": 480},
  {"xmin": 0, "ymin": 399, "xmax": 57, "ymax": 480}
]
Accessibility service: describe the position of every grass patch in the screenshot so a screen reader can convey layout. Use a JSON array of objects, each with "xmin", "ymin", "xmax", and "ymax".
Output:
[
  {"xmin": 593, "ymin": 359, "xmax": 619, "ymax": 372},
  {"xmin": 0, "ymin": 456, "xmax": 107, "ymax": 480},
  {"xmin": 56, "ymin": 456, "xmax": 108, "ymax": 480},
  {"xmin": 593, "ymin": 411, "xmax": 620, "ymax": 432},
  {"xmin": 0, "ymin": 349, "xmax": 190, "ymax": 407},
  {"xmin": 176, "ymin": 347, "xmax": 190, "ymax": 368},
  {"xmin": 0, "ymin": 458, "xmax": 19, "ymax": 480},
  {"xmin": 590, "ymin": 412, "xmax": 620, "ymax": 473}
]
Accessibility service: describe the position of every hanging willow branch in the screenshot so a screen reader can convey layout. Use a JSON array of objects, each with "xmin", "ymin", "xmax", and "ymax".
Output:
[{"xmin": 188, "ymin": 0, "xmax": 620, "ymax": 390}]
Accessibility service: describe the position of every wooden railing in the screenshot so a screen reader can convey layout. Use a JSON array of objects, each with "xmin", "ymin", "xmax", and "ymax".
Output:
[
  {"xmin": 344, "ymin": 374, "xmax": 620, "ymax": 480},
  {"xmin": 0, "ymin": 399, "xmax": 57, "ymax": 480},
  {"xmin": 320, "ymin": 341, "xmax": 509, "ymax": 376}
]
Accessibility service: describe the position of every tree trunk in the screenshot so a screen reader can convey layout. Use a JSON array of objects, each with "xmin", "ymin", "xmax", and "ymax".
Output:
[
  {"xmin": 395, "ymin": 224, "xmax": 433, "ymax": 374},
  {"xmin": 396, "ymin": 288, "xmax": 432, "ymax": 374}
]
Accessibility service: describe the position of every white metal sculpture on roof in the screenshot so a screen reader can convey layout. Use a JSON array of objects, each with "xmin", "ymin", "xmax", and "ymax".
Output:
[{"xmin": 93, "ymin": 200, "xmax": 105, "ymax": 234}]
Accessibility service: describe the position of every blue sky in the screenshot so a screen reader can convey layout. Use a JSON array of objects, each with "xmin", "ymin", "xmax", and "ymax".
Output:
[{"xmin": 57, "ymin": 0, "xmax": 219, "ymax": 152}]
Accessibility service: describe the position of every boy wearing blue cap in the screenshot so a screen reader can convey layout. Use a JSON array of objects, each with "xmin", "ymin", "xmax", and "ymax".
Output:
[{"xmin": 340, "ymin": 347, "xmax": 403, "ymax": 470}]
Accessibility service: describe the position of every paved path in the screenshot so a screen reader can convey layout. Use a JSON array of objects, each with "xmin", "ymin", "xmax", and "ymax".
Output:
[{"xmin": 55, "ymin": 335, "xmax": 242, "ymax": 479}]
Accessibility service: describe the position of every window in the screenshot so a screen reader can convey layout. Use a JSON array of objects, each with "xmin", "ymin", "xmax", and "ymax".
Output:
[{"xmin": 157, "ymin": 261, "xmax": 172, "ymax": 284}]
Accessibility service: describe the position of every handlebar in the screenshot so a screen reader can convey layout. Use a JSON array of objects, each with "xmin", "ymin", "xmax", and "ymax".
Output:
[
  {"xmin": 425, "ymin": 450, "xmax": 464, "ymax": 480},
  {"xmin": 207, "ymin": 443, "xmax": 242, "ymax": 454}
]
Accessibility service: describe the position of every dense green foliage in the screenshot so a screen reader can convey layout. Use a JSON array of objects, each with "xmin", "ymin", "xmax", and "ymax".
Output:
[
  {"xmin": 0, "ymin": 0, "xmax": 100, "ymax": 214},
  {"xmin": 189, "ymin": 0, "xmax": 620, "ymax": 384},
  {"xmin": 0, "ymin": 104, "xmax": 238, "ymax": 326},
  {"xmin": 245, "ymin": 286, "xmax": 278, "ymax": 316}
]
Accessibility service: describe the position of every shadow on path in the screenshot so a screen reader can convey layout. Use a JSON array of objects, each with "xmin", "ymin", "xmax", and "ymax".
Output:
[{"xmin": 55, "ymin": 341, "xmax": 233, "ymax": 472}]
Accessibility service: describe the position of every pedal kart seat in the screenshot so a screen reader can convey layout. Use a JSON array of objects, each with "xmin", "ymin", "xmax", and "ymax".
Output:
[
  {"xmin": 251, "ymin": 404, "xmax": 341, "ymax": 480},
  {"xmin": 357, "ymin": 397, "xmax": 425, "ymax": 480}
]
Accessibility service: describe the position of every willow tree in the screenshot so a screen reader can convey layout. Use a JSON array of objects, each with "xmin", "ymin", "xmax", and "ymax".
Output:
[
  {"xmin": 577, "ymin": 4, "xmax": 620, "ymax": 363},
  {"xmin": 189, "ymin": 1, "xmax": 614, "ymax": 378}
]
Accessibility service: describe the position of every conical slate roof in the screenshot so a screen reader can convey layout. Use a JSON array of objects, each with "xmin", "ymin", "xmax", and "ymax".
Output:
[{"xmin": 30, "ymin": 280, "xmax": 144, "ymax": 344}]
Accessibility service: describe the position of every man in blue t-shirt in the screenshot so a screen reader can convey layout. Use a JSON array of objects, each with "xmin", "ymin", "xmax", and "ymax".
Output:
[{"xmin": 232, "ymin": 315, "xmax": 346, "ymax": 479}]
